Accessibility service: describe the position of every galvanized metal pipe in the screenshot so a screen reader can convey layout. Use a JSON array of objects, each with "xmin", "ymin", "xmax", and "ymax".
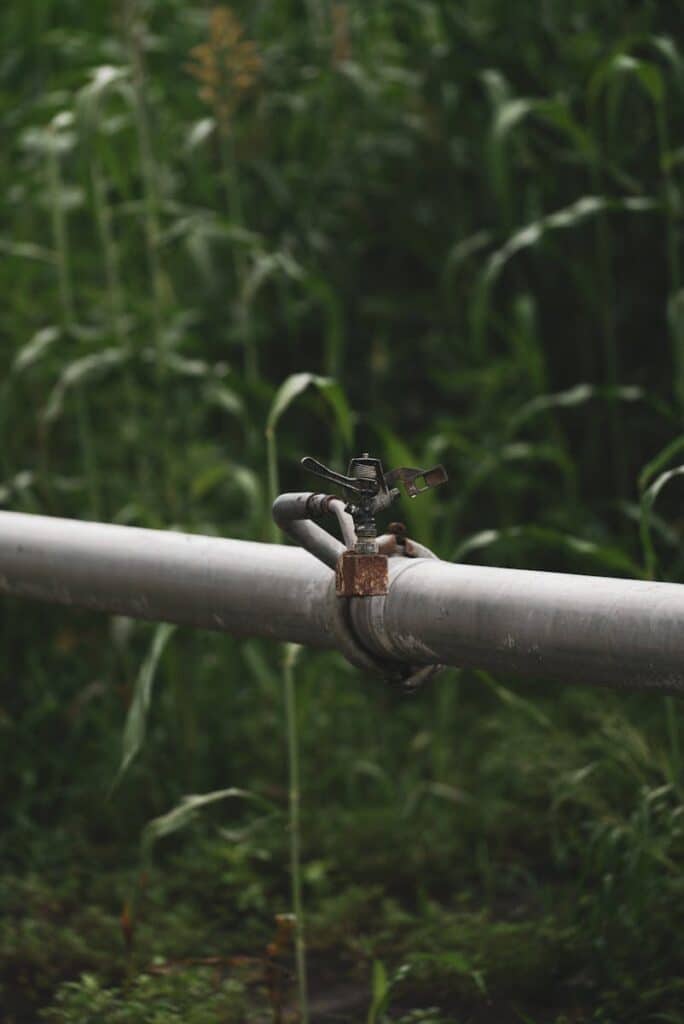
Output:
[
  {"xmin": 0, "ymin": 511, "xmax": 336, "ymax": 649},
  {"xmin": 350, "ymin": 559, "xmax": 684, "ymax": 692},
  {"xmin": 1, "ymin": 510, "xmax": 683, "ymax": 692}
]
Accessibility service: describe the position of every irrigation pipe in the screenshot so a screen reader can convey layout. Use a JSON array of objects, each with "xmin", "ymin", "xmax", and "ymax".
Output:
[{"xmin": 1, "ymin": 510, "xmax": 683, "ymax": 692}]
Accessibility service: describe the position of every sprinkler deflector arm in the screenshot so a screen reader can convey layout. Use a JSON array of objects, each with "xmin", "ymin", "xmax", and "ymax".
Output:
[{"xmin": 1, "ymin": 510, "xmax": 684, "ymax": 693}]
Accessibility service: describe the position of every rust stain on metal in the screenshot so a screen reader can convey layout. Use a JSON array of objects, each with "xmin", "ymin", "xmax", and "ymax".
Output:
[
  {"xmin": 378, "ymin": 523, "xmax": 424, "ymax": 559},
  {"xmin": 335, "ymin": 550, "xmax": 388, "ymax": 597},
  {"xmin": 377, "ymin": 535, "xmax": 399, "ymax": 556},
  {"xmin": 378, "ymin": 522, "xmax": 407, "ymax": 557},
  {"xmin": 384, "ymin": 464, "xmax": 447, "ymax": 498}
]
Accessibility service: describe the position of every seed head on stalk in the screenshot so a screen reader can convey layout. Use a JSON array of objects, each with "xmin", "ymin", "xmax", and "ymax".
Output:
[{"xmin": 186, "ymin": 7, "xmax": 262, "ymax": 137}]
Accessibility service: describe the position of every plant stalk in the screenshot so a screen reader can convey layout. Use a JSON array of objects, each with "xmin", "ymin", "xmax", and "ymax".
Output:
[{"xmin": 283, "ymin": 644, "xmax": 309, "ymax": 1024}]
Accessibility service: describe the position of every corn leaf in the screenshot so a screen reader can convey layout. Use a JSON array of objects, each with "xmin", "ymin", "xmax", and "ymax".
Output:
[{"xmin": 113, "ymin": 623, "xmax": 176, "ymax": 788}]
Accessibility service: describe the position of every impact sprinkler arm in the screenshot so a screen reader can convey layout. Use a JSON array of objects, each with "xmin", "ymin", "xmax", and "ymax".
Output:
[
  {"xmin": 300, "ymin": 453, "xmax": 447, "ymax": 561},
  {"xmin": 275, "ymin": 452, "xmax": 448, "ymax": 598}
]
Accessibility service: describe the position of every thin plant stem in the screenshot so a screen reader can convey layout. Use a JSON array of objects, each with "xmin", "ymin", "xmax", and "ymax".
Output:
[
  {"xmin": 220, "ymin": 130, "xmax": 258, "ymax": 384},
  {"xmin": 590, "ymin": 156, "xmax": 625, "ymax": 498},
  {"xmin": 90, "ymin": 156, "xmax": 146, "ymax": 490},
  {"xmin": 0, "ymin": 379, "xmax": 12, "ymax": 479},
  {"xmin": 656, "ymin": 104, "xmax": 681, "ymax": 296},
  {"xmin": 655, "ymin": 102, "xmax": 684, "ymax": 414},
  {"xmin": 220, "ymin": 129, "xmax": 243, "ymax": 226},
  {"xmin": 124, "ymin": 0, "xmax": 166, "ymax": 348},
  {"xmin": 76, "ymin": 388, "xmax": 101, "ymax": 520},
  {"xmin": 306, "ymin": 0, "xmax": 327, "ymax": 47},
  {"xmin": 283, "ymin": 644, "xmax": 309, "ymax": 1024},
  {"xmin": 170, "ymin": 644, "xmax": 196, "ymax": 787},
  {"xmin": 47, "ymin": 130, "xmax": 101, "ymax": 515},
  {"xmin": 91, "ymin": 160, "xmax": 126, "ymax": 347},
  {"xmin": 123, "ymin": 0, "xmax": 177, "ymax": 511},
  {"xmin": 47, "ymin": 138, "xmax": 74, "ymax": 330},
  {"xmin": 266, "ymin": 426, "xmax": 279, "ymax": 542},
  {"xmin": 665, "ymin": 696, "xmax": 681, "ymax": 793}
]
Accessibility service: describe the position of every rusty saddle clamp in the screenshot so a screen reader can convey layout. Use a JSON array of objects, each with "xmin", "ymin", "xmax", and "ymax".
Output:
[{"xmin": 272, "ymin": 452, "xmax": 447, "ymax": 690}]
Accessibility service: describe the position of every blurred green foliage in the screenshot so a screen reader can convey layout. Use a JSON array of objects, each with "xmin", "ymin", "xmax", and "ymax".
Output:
[{"xmin": 2, "ymin": 0, "xmax": 684, "ymax": 1020}]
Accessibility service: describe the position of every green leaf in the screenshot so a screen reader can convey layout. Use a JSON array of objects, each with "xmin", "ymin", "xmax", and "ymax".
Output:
[
  {"xmin": 444, "ymin": 230, "xmax": 492, "ymax": 281},
  {"xmin": 472, "ymin": 196, "xmax": 657, "ymax": 350},
  {"xmin": 13, "ymin": 326, "xmax": 61, "ymax": 373},
  {"xmin": 367, "ymin": 960, "xmax": 390, "ymax": 1024},
  {"xmin": 242, "ymin": 249, "xmax": 304, "ymax": 307},
  {"xmin": 589, "ymin": 53, "xmax": 665, "ymax": 107},
  {"xmin": 184, "ymin": 116, "xmax": 215, "ymax": 151},
  {"xmin": 243, "ymin": 640, "xmax": 279, "ymax": 694},
  {"xmin": 283, "ymin": 642, "xmax": 302, "ymax": 672},
  {"xmin": 142, "ymin": 786, "xmax": 271, "ymax": 856},
  {"xmin": 510, "ymin": 382, "xmax": 643, "ymax": 434},
  {"xmin": 230, "ymin": 464, "xmax": 263, "ymax": 516},
  {"xmin": 21, "ymin": 114, "xmax": 76, "ymax": 156},
  {"xmin": 481, "ymin": 68, "xmax": 511, "ymax": 109},
  {"xmin": 477, "ymin": 670, "xmax": 551, "ymax": 728},
  {"xmin": 114, "ymin": 623, "xmax": 176, "ymax": 787},
  {"xmin": 42, "ymin": 348, "xmax": 129, "ymax": 423},
  {"xmin": 0, "ymin": 238, "xmax": 55, "ymax": 263},
  {"xmin": 205, "ymin": 384, "xmax": 245, "ymax": 420},
  {"xmin": 453, "ymin": 524, "xmax": 643, "ymax": 578},
  {"xmin": 0, "ymin": 470, "xmax": 35, "ymax": 507},
  {"xmin": 77, "ymin": 65, "xmax": 131, "ymax": 131},
  {"xmin": 486, "ymin": 196, "xmax": 656, "ymax": 286},
  {"xmin": 265, "ymin": 373, "xmax": 353, "ymax": 530},
  {"xmin": 492, "ymin": 96, "xmax": 537, "ymax": 143},
  {"xmin": 266, "ymin": 372, "xmax": 319, "ymax": 435},
  {"xmin": 190, "ymin": 463, "xmax": 231, "ymax": 501},
  {"xmin": 537, "ymin": 99, "xmax": 595, "ymax": 160},
  {"xmin": 456, "ymin": 441, "xmax": 573, "ymax": 515},
  {"xmin": 639, "ymin": 436, "xmax": 684, "ymax": 492},
  {"xmin": 668, "ymin": 290, "xmax": 684, "ymax": 409},
  {"xmin": 190, "ymin": 461, "xmax": 262, "ymax": 519},
  {"xmin": 303, "ymin": 274, "xmax": 346, "ymax": 378},
  {"xmin": 314, "ymin": 378, "xmax": 353, "ymax": 448},
  {"xmin": 640, "ymin": 464, "xmax": 684, "ymax": 578},
  {"xmin": 651, "ymin": 35, "xmax": 683, "ymax": 78}
]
